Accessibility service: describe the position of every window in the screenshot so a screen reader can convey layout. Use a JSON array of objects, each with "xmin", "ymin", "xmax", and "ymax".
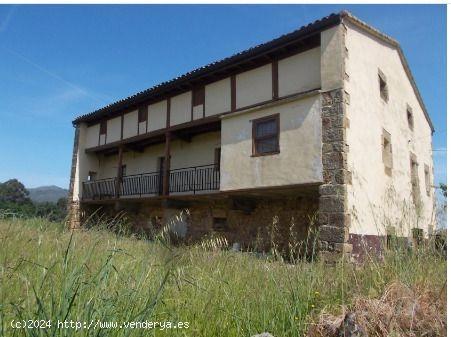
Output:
[
  {"xmin": 213, "ymin": 217, "xmax": 228, "ymax": 232},
  {"xmin": 192, "ymin": 86, "xmax": 205, "ymax": 107},
  {"xmin": 138, "ymin": 106, "xmax": 148, "ymax": 123},
  {"xmin": 378, "ymin": 69, "xmax": 389, "ymax": 102},
  {"xmin": 381, "ymin": 129, "xmax": 393, "ymax": 175},
  {"xmin": 406, "ymin": 104, "xmax": 414, "ymax": 131},
  {"xmin": 410, "ymin": 153, "xmax": 421, "ymax": 210},
  {"xmin": 424, "ymin": 164, "xmax": 431, "ymax": 196},
  {"xmin": 100, "ymin": 120, "xmax": 107, "ymax": 135},
  {"xmin": 252, "ymin": 114, "xmax": 280, "ymax": 156},
  {"xmin": 214, "ymin": 147, "xmax": 221, "ymax": 171},
  {"xmin": 88, "ymin": 171, "xmax": 97, "ymax": 181},
  {"xmin": 412, "ymin": 228, "xmax": 424, "ymax": 246}
]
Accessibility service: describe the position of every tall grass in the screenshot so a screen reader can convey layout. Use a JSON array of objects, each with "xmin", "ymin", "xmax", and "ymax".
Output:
[{"xmin": 0, "ymin": 218, "xmax": 446, "ymax": 337}]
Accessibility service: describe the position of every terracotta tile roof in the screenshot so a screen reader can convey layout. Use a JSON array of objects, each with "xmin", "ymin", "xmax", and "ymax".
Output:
[
  {"xmin": 73, "ymin": 10, "xmax": 433, "ymax": 132},
  {"xmin": 73, "ymin": 12, "xmax": 341, "ymax": 124}
]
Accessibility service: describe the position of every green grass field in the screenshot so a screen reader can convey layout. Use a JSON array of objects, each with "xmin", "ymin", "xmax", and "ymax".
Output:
[{"xmin": 0, "ymin": 218, "xmax": 446, "ymax": 337}]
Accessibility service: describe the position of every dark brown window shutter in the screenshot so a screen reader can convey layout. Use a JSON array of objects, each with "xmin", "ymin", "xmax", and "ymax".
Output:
[
  {"xmin": 138, "ymin": 106, "xmax": 148, "ymax": 123},
  {"xmin": 100, "ymin": 120, "xmax": 107, "ymax": 135},
  {"xmin": 192, "ymin": 86, "xmax": 205, "ymax": 107}
]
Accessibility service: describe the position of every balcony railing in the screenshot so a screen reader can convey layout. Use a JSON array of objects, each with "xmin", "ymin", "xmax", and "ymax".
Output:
[{"xmin": 82, "ymin": 164, "xmax": 220, "ymax": 200}]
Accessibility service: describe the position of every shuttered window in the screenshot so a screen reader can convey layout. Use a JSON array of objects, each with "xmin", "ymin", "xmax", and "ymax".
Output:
[{"xmin": 252, "ymin": 114, "xmax": 280, "ymax": 156}]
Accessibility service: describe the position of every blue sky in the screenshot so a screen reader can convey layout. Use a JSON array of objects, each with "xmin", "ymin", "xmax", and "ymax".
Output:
[{"xmin": 0, "ymin": 4, "xmax": 446, "ymax": 189}]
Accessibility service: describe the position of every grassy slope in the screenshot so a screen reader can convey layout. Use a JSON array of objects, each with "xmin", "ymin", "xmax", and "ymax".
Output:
[{"xmin": 0, "ymin": 218, "xmax": 446, "ymax": 337}]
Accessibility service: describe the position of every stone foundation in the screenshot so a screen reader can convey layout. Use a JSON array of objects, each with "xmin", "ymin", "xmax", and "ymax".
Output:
[
  {"xmin": 80, "ymin": 196, "xmax": 319, "ymax": 256},
  {"xmin": 68, "ymin": 201, "xmax": 82, "ymax": 229}
]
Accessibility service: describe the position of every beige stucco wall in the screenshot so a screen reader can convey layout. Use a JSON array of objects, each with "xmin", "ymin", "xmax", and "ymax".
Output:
[
  {"xmin": 106, "ymin": 116, "xmax": 121, "ymax": 144},
  {"xmin": 171, "ymin": 132, "xmax": 220, "ymax": 170},
  {"xmin": 278, "ymin": 47, "xmax": 321, "ymax": 97},
  {"xmin": 86, "ymin": 123, "xmax": 100, "ymax": 148},
  {"xmin": 92, "ymin": 131, "xmax": 220, "ymax": 180},
  {"xmin": 236, "ymin": 64, "xmax": 272, "ymax": 109},
  {"xmin": 123, "ymin": 110, "xmax": 138, "ymax": 139},
  {"xmin": 193, "ymin": 104, "xmax": 203, "ymax": 120},
  {"xmin": 344, "ymin": 22, "xmax": 434, "ymax": 237},
  {"xmin": 170, "ymin": 91, "xmax": 192, "ymax": 126},
  {"xmin": 148, "ymin": 100, "xmax": 167, "ymax": 132},
  {"xmin": 321, "ymin": 26, "xmax": 346, "ymax": 91},
  {"xmin": 220, "ymin": 95, "xmax": 323, "ymax": 191},
  {"xmin": 205, "ymin": 77, "xmax": 231, "ymax": 117}
]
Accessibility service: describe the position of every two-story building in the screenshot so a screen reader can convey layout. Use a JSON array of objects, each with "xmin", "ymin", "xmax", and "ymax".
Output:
[{"xmin": 68, "ymin": 11, "xmax": 435, "ymax": 260}]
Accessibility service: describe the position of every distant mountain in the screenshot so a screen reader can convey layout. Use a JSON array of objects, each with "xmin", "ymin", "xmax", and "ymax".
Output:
[{"xmin": 27, "ymin": 186, "xmax": 68, "ymax": 203}]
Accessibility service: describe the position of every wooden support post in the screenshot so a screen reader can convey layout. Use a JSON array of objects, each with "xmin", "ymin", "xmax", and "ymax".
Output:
[
  {"xmin": 115, "ymin": 146, "xmax": 123, "ymax": 199},
  {"xmin": 162, "ymin": 131, "xmax": 171, "ymax": 196}
]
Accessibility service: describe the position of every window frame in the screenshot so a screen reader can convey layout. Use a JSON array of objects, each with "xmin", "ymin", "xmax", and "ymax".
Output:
[
  {"xmin": 251, "ymin": 114, "xmax": 280, "ymax": 157},
  {"xmin": 378, "ymin": 69, "xmax": 389, "ymax": 103},
  {"xmin": 381, "ymin": 128, "xmax": 393, "ymax": 175},
  {"xmin": 424, "ymin": 164, "xmax": 431, "ymax": 197},
  {"xmin": 406, "ymin": 104, "xmax": 414, "ymax": 131}
]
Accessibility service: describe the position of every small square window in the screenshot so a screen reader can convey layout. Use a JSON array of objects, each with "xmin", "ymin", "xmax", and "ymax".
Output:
[
  {"xmin": 88, "ymin": 171, "xmax": 97, "ymax": 181},
  {"xmin": 252, "ymin": 114, "xmax": 280, "ymax": 156},
  {"xmin": 406, "ymin": 105, "xmax": 414, "ymax": 131},
  {"xmin": 424, "ymin": 165, "xmax": 431, "ymax": 196},
  {"xmin": 381, "ymin": 129, "xmax": 393, "ymax": 175},
  {"xmin": 378, "ymin": 69, "xmax": 389, "ymax": 102},
  {"xmin": 213, "ymin": 217, "xmax": 228, "ymax": 232},
  {"xmin": 412, "ymin": 228, "xmax": 424, "ymax": 246}
]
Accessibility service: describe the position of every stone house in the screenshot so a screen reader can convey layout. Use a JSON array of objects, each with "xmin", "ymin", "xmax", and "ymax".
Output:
[{"xmin": 68, "ymin": 11, "xmax": 435, "ymax": 259}]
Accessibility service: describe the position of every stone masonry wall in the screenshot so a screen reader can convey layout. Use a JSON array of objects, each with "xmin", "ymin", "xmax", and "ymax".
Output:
[
  {"xmin": 318, "ymin": 89, "xmax": 352, "ymax": 261},
  {"xmin": 85, "ymin": 196, "xmax": 319, "ymax": 256}
]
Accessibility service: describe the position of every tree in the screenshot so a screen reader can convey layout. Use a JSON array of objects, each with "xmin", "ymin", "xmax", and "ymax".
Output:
[
  {"xmin": 439, "ymin": 183, "xmax": 447, "ymax": 198},
  {"xmin": 0, "ymin": 179, "xmax": 32, "ymax": 204}
]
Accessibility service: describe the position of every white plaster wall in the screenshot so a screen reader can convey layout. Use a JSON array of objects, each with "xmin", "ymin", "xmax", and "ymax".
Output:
[
  {"xmin": 321, "ymin": 26, "xmax": 345, "ymax": 91},
  {"xmin": 106, "ymin": 116, "xmax": 121, "ymax": 143},
  {"xmin": 123, "ymin": 144, "xmax": 165, "ymax": 175},
  {"xmin": 99, "ymin": 134, "xmax": 106, "ymax": 145},
  {"xmin": 94, "ymin": 132, "xmax": 220, "ymax": 179},
  {"xmin": 205, "ymin": 77, "xmax": 231, "ymax": 116},
  {"xmin": 138, "ymin": 121, "xmax": 146, "ymax": 134},
  {"xmin": 123, "ymin": 110, "xmax": 138, "ymax": 139},
  {"xmin": 278, "ymin": 47, "xmax": 321, "ymax": 97},
  {"xmin": 344, "ymin": 22, "xmax": 434, "ymax": 237},
  {"xmin": 86, "ymin": 124, "xmax": 100, "ymax": 148},
  {"xmin": 149, "ymin": 100, "xmax": 167, "ymax": 132},
  {"xmin": 170, "ymin": 131, "xmax": 221, "ymax": 170},
  {"xmin": 236, "ymin": 64, "xmax": 272, "ymax": 109},
  {"xmin": 221, "ymin": 95, "xmax": 323, "ymax": 191},
  {"xmin": 170, "ymin": 91, "xmax": 192, "ymax": 126},
  {"xmin": 193, "ymin": 104, "xmax": 203, "ymax": 120}
]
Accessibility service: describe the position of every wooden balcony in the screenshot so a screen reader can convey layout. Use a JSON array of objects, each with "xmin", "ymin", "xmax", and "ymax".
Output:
[{"xmin": 82, "ymin": 164, "xmax": 220, "ymax": 200}]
